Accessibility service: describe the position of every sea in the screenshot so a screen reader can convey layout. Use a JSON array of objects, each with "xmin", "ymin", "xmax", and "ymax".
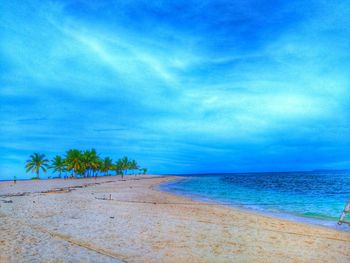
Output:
[{"xmin": 159, "ymin": 171, "xmax": 350, "ymax": 231}]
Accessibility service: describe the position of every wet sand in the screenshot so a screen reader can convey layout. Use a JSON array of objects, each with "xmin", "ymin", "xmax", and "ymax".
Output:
[{"xmin": 0, "ymin": 176, "xmax": 349, "ymax": 262}]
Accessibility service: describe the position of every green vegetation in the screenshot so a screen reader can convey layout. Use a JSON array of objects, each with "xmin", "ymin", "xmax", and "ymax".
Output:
[
  {"xmin": 31, "ymin": 177, "xmax": 40, "ymax": 180},
  {"xmin": 25, "ymin": 149, "xmax": 147, "ymax": 179},
  {"xmin": 101, "ymin": 157, "xmax": 113, "ymax": 176},
  {"xmin": 25, "ymin": 153, "xmax": 49, "ymax": 179},
  {"xmin": 50, "ymin": 155, "xmax": 66, "ymax": 178}
]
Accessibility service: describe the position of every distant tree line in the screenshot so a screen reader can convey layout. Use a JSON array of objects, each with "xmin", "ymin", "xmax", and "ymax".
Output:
[{"xmin": 25, "ymin": 149, "xmax": 147, "ymax": 179}]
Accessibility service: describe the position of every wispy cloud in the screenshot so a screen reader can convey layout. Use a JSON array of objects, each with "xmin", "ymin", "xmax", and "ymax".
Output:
[{"xmin": 1, "ymin": 0, "xmax": 350, "ymax": 178}]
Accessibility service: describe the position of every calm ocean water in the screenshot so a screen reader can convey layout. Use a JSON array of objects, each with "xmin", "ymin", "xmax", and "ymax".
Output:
[{"xmin": 160, "ymin": 171, "xmax": 350, "ymax": 230}]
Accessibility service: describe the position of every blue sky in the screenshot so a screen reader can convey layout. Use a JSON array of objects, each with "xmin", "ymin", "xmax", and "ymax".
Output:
[{"xmin": 1, "ymin": 0, "xmax": 350, "ymax": 179}]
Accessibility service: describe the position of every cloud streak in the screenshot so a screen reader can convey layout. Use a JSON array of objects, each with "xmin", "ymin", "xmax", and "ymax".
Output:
[{"xmin": 1, "ymin": 0, "xmax": 350, "ymax": 179}]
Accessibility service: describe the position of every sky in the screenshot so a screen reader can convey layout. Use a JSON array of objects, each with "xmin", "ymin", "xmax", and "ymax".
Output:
[{"xmin": 1, "ymin": 0, "xmax": 350, "ymax": 179}]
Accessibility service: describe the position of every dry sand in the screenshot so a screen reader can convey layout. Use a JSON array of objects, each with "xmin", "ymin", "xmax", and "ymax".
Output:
[{"xmin": 0, "ymin": 175, "xmax": 349, "ymax": 263}]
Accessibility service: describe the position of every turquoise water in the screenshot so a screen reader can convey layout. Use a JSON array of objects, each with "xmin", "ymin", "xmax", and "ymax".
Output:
[{"xmin": 160, "ymin": 171, "xmax": 350, "ymax": 230}]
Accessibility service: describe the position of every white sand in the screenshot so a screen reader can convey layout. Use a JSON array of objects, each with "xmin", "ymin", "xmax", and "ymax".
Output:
[{"xmin": 1, "ymin": 176, "xmax": 349, "ymax": 262}]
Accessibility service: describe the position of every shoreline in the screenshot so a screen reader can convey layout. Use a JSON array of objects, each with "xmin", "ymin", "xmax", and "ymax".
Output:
[
  {"xmin": 155, "ymin": 177, "xmax": 350, "ymax": 234},
  {"xmin": 156, "ymin": 177, "xmax": 349, "ymax": 233},
  {"xmin": 1, "ymin": 175, "xmax": 350, "ymax": 262}
]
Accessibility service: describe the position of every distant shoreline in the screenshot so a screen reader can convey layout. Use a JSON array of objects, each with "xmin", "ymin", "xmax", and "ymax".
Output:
[{"xmin": 2, "ymin": 168, "xmax": 349, "ymax": 182}]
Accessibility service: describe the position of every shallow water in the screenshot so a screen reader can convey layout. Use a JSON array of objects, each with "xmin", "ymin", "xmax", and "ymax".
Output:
[{"xmin": 160, "ymin": 171, "xmax": 350, "ymax": 230}]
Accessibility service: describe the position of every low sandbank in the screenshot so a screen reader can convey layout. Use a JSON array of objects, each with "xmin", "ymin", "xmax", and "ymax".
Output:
[{"xmin": 0, "ymin": 176, "xmax": 349, "ymax": 262}]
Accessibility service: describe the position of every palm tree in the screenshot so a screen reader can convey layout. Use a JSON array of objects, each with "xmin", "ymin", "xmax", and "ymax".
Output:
[
  {"xmin": 115, "ymin": 157, "xmax": 129, "ymax": 178},
  {"xmin": 82, "ymin": 149, "xmax": 100, "ymax": 177},
  {"xmin": 90, "ymin": 149, "xmax": 101, "ymax": 177},
  {"xmin": 101, "ymin": 157, "xmax": 113, "ymax": 176},
  {"xmin": 129, "ymin": 160, "xmax": 139, "ymax": 175},
  {"xmin": 65, "ymin": 149, "xmax": 84, "ymax": 177},
  {"xmin": 95, "ymin": 157, "xmax": 103, "ymax": 177},
  {"xmin": 82, "ymin": 150, "xmax": 92, "ymax": 177},
  {"xmin": 50, "ymin": 155, "xmax": 66, "ymax": 178},
  {"xmin": 120, "ymin": 156, "xmax": 130, "ymax": 176},
  {"xmin": 25, "ymin": 153, "xmax": 49, "ymax": 179},
  {"xmin": 139, "ymin": 168, "xmax": 147, "ymax": 175},
  {"xmin": 113, "ymin": 161, "xmax": 123, "ymax": 177}
]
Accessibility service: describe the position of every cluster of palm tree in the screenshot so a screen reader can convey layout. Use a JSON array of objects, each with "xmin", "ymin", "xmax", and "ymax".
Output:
[{"xmin": 25, "ymin": 149, "xmax": 147, "ymax": 179}]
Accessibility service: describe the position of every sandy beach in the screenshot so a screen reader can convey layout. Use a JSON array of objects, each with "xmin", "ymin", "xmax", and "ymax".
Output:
[{"xmin": 0, "ymin": 176, "xmax": 349, "ymax": 263}]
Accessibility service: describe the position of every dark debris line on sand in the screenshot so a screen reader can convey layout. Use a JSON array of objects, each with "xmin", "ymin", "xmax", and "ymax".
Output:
[{"xmin": 0, "ymin": 176, "xmax": 169, "ymax": 199}]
